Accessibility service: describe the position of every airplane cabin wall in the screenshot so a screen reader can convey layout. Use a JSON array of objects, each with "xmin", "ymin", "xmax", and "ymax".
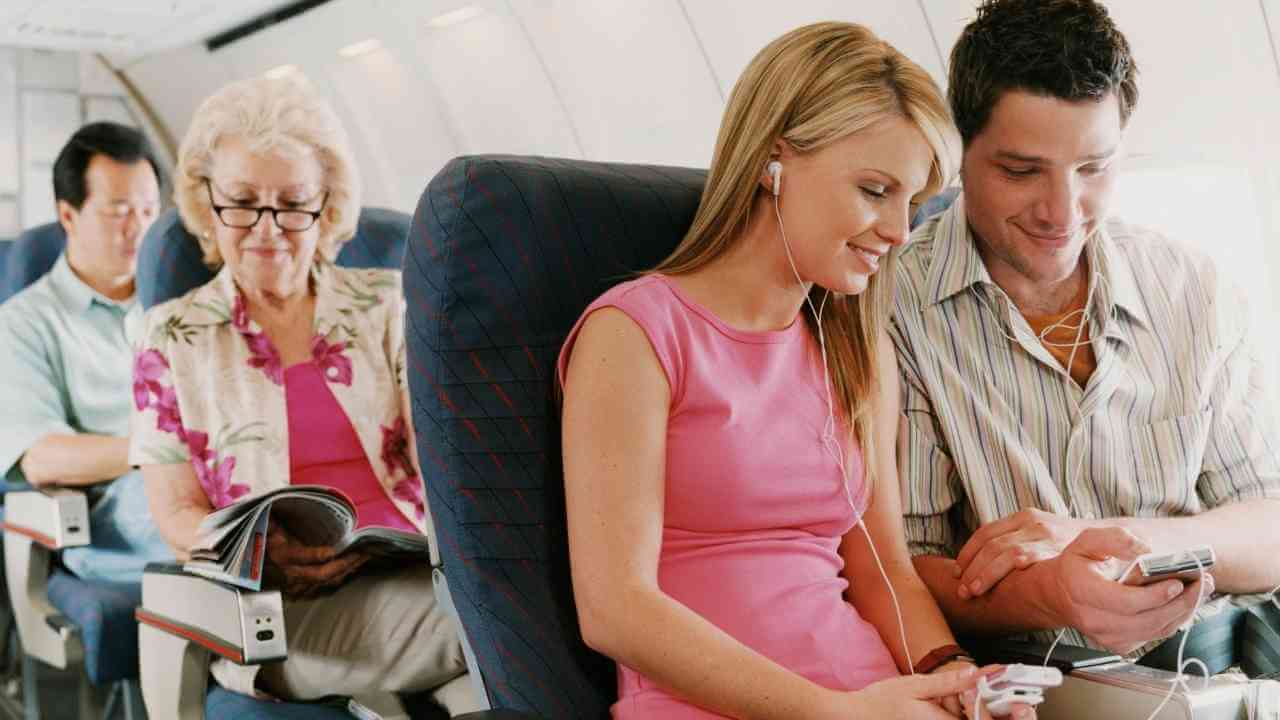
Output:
[{"xmin": 82, "ymin": 1, "xmax": 1280, "ymax": 386}]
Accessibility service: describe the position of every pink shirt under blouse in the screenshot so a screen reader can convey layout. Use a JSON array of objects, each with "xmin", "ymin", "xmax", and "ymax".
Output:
[
  {"xmin": 284, "ymin": 361, "xmax": 416, "ymax": 532},
  {"xmin": 558, "ymin": 274, "xmax": 898, "ymax": 719}
]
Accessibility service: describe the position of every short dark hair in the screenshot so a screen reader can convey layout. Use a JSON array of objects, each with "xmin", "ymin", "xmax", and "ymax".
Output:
[
  {"xmin": 52, "ymin": 122, "xmax": 163, "ymax": 210},
  {"xmin": 948, "ymin": 0, "xmax": 1138, "ymax": 145}
]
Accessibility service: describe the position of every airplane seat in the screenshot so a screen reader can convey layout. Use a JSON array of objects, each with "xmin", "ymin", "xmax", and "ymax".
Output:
[
  {"xmin": 3, "ymin": 278, "xmax": 146, "ymax": 712},
  {"xmin": 130, "ymin": 205, "xmax": 473, "ymax": 720},
  {"xmin": 0, "ymin": 222, "xmax": 65, "ymax": 304},
  {"xmin": 0, "ymin": 239, "xmax": 13, "ymax": 304},
  {"xmin": 404, "ymin": 155, "xmax": 708, "ymax": 717},
  {"xmin": 3, "ymin": 223, "xmax": 143, "ymax": 719},
  {"xmin": 136, "ymin": 206, "xmax": 410, "ymax": 309}
]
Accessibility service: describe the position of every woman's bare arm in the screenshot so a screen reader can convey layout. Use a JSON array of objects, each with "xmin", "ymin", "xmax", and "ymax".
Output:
[
  {"xmin": 142, "ymin": 462, "xmax": 214, "ymax": 562},
  {"xmin": 841, "ymin": 330, "xmax": 965, "ymax": 672}
]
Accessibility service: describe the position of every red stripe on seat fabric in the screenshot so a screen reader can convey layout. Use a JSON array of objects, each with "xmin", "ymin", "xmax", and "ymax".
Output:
[{"xmin": 496, "ymin": 637, "xmax": 573, "ymax": 719}]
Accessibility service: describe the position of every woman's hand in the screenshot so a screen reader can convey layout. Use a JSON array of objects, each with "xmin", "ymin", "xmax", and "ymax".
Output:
[
  {"xmin": 930, "ymin": 662, "xmax": 1038, "ymax": 720},
  {"xmin": 818, "ymin": 666, "xmax": 984, "ymax": 719},
  {"xmin": 933, "ymin": 660, "xmax": 981, "ymax": 717},
  {"xmin": 265, "ymin": 525, "xmax": 368, "ymax": 597}
]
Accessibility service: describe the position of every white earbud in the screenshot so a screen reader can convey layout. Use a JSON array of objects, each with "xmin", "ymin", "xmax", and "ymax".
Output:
[{"xmin": 767, "ymin": 160, "xmax": 782, "ymax": 196}]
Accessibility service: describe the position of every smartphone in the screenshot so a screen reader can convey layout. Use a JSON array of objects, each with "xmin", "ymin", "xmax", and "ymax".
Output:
[{"xmin": 1119, "ymin": 546, "xmax": 1215, "ymax": 586}]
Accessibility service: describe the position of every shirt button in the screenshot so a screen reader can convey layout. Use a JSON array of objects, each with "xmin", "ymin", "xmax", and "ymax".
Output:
[{"xmin": 327, "ymin": 366, "xmax": 339, "ymax": 379}]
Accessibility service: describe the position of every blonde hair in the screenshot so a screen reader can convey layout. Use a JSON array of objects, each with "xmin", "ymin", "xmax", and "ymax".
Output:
[
  {"xmin": 654, "ymin": 22, "xmax": 960, "ymax": 491},
  {"xmin": 174, "ymin": 75, "xmax": 362, "ymax": 267}
]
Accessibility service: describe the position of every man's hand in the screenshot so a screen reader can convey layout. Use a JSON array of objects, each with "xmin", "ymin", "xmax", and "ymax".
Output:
[
  {"xmin": 265, "ymin": 525, "xmax": 368, "ymax": 598},
  {"xmin": 954, "ymin": 508, "xmax": 1092, "ymax": 599},
  {"xmin": 1034, "ymin": 527, "xmax": 1211, "ymax": 654}
]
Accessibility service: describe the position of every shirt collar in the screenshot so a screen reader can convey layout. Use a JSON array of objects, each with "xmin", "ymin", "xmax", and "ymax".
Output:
[
  {"xmin": 1089, "ymin": 223, "xmax": 1151, "ymax": 329},
  {"xmin": 47, "ymin": 253, "xmax": 135, "ymax": 315},
  {"xmin": 190, "ymin": 261, "xmax": 338, "ymax": 329},
  {"xmin": 923, "ymin": 195, "xmax": 1151, "ymax": 329},
  {"xmin": 924, "ymin": 193, "xmax": 996, "ymax": 307}
]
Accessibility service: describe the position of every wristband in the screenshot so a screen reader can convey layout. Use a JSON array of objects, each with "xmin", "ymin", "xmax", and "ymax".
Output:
[{"xmin": 914, "ymin": 643, "xmax": 974, "ymax": 674}]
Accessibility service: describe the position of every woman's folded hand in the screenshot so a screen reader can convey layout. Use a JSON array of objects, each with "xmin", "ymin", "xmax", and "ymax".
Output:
[{"xmin": 265, "ymin": 524, "xmax": 369, "ymax": 597}]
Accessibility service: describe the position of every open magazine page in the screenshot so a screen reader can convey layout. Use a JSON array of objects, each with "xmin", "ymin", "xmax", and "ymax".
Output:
[
  {"xmin": 268, "ymin": 491, "xmax": 353, "ymax": 546},
  {"xmin": 338, "ymin": 526, "xmax": 433, "ymax": 556}
]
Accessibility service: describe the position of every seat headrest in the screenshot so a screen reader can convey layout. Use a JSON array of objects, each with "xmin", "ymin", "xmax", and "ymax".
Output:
[
  {"xmin": 137, "ymin": 206, "xmax": 412, "ymax": 308},
  {"xmin": 912, "ymin": 186, "xmax": 960, "ymax": 227},
  {"xmin": 1, "ymin": 223, "xmax": 66, "ymax": 302}
]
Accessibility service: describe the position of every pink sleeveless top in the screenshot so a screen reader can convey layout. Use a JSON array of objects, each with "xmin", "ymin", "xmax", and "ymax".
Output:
[
  {"xmin": 558, "ymin": 275, "xmax": 898, "ymax": 719},
  {"xmin": 284, "ymin": 361, "xmax": 415, "ymax": 532}
]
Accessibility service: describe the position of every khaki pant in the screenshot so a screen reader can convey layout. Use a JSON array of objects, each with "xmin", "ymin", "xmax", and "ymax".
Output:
[{"xmin": 212, "ymin": 565, "xmax": 481, "ymax": 715}]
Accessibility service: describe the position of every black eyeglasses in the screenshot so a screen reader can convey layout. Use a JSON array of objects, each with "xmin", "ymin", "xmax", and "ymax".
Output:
[{"xmin": 204, "ymin": 179, "xmax": 328, "ymax": 232}]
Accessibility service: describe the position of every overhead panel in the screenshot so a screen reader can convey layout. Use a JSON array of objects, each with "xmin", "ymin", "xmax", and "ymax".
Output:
[
  {"xmin": 509, "ymin": 0, "xmax": 723, "ymax": 167},
  {"xmin": 18, "ymin": 48, "xmax": 80, "ymax": 90},
  {"xmin": 1, "ymin": 1, "xmax": 300, "ymax": 60},
  {"xmin": 395, "ymin": 1, "xmax": 579, "ymax": 160},
  {"xmin": 681, "ymin": 0, "xmax": 946, "ymax": 98}
]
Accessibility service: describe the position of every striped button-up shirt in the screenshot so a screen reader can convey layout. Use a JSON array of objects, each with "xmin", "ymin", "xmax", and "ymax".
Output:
[{"xmin": 890, "ymin": 194, "xmax": 1280, "ymax": 650}]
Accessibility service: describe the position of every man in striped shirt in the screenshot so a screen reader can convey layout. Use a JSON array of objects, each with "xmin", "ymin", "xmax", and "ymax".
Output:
[{"xmin": 891, "ymin": 0, "xmax": 1280, "ymax": 664}]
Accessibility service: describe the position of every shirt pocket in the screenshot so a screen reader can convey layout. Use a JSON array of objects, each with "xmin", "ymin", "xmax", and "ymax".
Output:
[{"xmin": 1124, "ymin": 409, "xmax": 1212, "ymax": 515}]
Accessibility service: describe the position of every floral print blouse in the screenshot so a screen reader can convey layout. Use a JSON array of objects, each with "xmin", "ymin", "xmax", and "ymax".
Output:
[{"xmin": 128, "ymin": 262, "xmax": 428, "ymax": 535}]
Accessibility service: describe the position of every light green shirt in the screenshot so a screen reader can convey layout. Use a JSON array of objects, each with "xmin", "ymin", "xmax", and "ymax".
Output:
[{"xmin": 0, "ymin": 253, "xmax": 140, "ymax": 485}]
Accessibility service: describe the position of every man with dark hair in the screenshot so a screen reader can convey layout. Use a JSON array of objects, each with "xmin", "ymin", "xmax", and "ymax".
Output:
[
  {"xmin": 0, "ymin": 121, "xmax": 173, "ymax": 582},
  {"xmin": 892, "ymin": 0, "xmax": 1280, "ymax": 673}
]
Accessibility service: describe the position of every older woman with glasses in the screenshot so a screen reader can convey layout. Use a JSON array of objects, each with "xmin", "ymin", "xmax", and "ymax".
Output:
[{"xmin": 129, "ymin": 76, "xmax": 476, "ymax": 713}]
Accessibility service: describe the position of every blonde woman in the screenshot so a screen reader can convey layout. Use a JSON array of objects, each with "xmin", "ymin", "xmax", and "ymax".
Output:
[
  {"xmin": 130, "ymin": 77, "xmax": 475, "ymax": 712},
  {"xmin": 558, "ymin": 23, "xmax": 1035, "ymax": 720}
]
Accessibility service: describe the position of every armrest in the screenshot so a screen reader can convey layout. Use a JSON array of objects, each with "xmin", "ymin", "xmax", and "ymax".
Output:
[
  {"xmin": 454, "ymin": 712, "xmax": 546, "ymax": 719},
  {"xmin": 137, "ymin": 563, "xmax": 287, "ymax": 665},
  {"xmin": 136, "ymin": 563, "xmax": 288, "ymax": 720},
  {"xmin": 970, "ymin": 637, "xmax": 1250, "ymax": 719},
  {"xmin": 3, "ymin": 488, "xmax": 90, "ymax": 549},
  {"xmin": 3, "ymin": 488, "xmax": 90, "ymax": 670}
]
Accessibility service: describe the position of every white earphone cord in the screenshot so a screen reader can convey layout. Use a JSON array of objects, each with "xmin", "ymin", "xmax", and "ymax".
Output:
[{"xmin": 772, "ymin": 185, "xmax": 916, "ymax": 678}]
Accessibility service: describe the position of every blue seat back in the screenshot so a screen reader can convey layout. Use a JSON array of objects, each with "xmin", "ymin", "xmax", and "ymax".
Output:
[
  {"xmin": 137, "ymin": 207, "xmax": 412, "ymax": 308},
  {"xmin": 0, "ymin": 239, "xmax": 12, "ymax": 302},
  {"xmin": 913, "ymin": 186, "xmax": 960, "ymax": 228},
  {"xmin": 2, "ymin": 223, "xmax": 66, "ymax": 302},
  {"xmin": 406, "ymin": 156, "xmax": 705, "ymax": 718}
]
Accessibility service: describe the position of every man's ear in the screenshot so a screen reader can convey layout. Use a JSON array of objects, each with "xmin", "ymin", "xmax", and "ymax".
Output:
[{"xmin": 56, "ymin": 199, "xmax": 78, "ymax": 237}]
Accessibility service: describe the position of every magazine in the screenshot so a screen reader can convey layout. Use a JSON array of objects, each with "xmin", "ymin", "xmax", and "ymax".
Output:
[{"xmin": 184, "ymin": 485, "xmax": 431, "ymax": 591}]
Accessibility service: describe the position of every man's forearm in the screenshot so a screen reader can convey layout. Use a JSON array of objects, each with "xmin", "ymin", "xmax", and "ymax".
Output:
[
  {"xmin": 1109, "ymin": 498, "xmax": 1280, "ymax": 593},
  {"xmin": 913, "ymin": 554, "xmax": 1063, "ymax": 638},
  {"xmin": 19, "ymin": 434, "xmax": 131, "ymax": 487}
]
